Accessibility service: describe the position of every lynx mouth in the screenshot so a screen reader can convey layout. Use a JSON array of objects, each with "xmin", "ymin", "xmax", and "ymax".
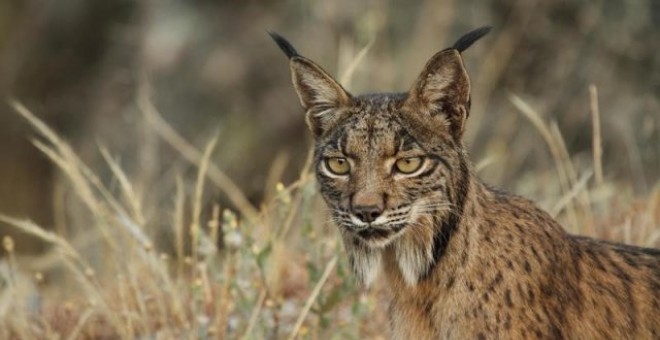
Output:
[
  {"xmin": 335, "ymin": 207, "xmax": 412, "ymax": 245},
  {"xmin": 356, "ymin": 227, "xmax": 392, "ymax": 240},
  {"xmin": 353, "ymin": 223, "xmax": 407, "ymax": 245}
]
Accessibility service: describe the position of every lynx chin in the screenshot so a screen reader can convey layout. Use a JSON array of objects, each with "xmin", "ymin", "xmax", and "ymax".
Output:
[{"xmin": 270, "ymin": 27, "xmax": 660, "ymax": 339}]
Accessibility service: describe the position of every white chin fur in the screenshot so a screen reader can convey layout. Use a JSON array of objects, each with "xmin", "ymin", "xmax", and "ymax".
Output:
[
  {"xmin": 352, "ymin": 247, "xmax": 382, "ymax": 288},
  {"xmin": 341, "ymin": 210, "xmax": 435, "ymax": 287},
  {"xmin": 347, "ymin": 233, "xmax": 434, "ymax": 288},
  {"xmin": 392, "ymin": 205, "xmax": 435, "ymax": 286},
  {"xmin": 395, "ymin": 237, "xmax": 433, "ymax": 286},
  {"xmin": 341, "ymin": 232, "xmax": 382, "ymax": 288}
]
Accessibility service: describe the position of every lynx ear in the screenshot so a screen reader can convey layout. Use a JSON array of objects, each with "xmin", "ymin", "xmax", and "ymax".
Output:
[
  {"xmin": 403, "ymin": 49, "xmax": 470, "ymax": 140},
  {"xmin": 269, "ymin": 32, "xmax": 352, "ymax": 137},
  {"xmin": 403, "ymin": 27, "xmax": 490, "ymax": 141}
]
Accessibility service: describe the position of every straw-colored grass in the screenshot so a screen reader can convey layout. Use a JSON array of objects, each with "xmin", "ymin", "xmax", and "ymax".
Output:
[{"xmin": 0, "ymin": 88, "xmax": 657, "ymax": 339}]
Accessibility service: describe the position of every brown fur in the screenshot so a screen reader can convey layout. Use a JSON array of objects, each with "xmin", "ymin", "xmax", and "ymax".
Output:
[{"xmin": 270, "ymin": 28, "xmax": 660, "ymax": 339}]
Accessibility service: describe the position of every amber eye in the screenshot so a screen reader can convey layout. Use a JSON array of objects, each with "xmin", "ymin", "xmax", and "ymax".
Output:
[
  {"xmin": 325, "ymin": 157, "xmax": 350, "ymax": 175},
  {"xmin": 394, "ymin": 157, "xmax": 424, "ymax": 174}
]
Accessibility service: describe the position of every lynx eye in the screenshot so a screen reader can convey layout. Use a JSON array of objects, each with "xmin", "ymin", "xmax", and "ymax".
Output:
[
  {"xmin": 394, "ymin": 157, "xmax": 424, "ymax": 174},
  {"xmin": 325, "ymin": 157, "xmax": 350, "ymax": 175}
]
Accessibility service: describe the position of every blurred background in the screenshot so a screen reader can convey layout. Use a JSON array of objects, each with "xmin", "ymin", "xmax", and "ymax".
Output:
[
  {"xmin": 1, "ymin": 0, "xmax": 659, "ymax": 252},
  {"xmin": 0, "ymin": 1, "xmax": 658, "ymax": 338}
]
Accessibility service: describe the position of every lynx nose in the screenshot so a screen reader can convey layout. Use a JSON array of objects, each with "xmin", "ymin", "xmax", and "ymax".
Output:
[
  {"xmin": 351, "ymin": 191, "xmax": 385, "ymax": 224},
  {"xmin": 353, "ymin": 205, "xmax": 383, "ymax": 223}
]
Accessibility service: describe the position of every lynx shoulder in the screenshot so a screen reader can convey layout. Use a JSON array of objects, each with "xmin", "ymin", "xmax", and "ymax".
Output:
[{"xmin": 270, "ymin": 28, "xmax": 660, "ymax": 339}]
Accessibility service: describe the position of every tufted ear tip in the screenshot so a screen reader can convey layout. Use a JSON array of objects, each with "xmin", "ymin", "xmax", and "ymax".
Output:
[
  {"xmin": 269, "ymin": 33, "xmax": 352, "ymax": 138},
  {"xmin": 451, "ymin": 26, "xmax": 492, "ymax": 53},
  {"xmin": 268, "ymin": 31, "xmax": 299, "ymax": 59}
]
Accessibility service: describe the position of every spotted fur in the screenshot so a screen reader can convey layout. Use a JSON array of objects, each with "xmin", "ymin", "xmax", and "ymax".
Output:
[{"xmin": 270, "ymin": 28, "xmax": 660, "ymax": 339}]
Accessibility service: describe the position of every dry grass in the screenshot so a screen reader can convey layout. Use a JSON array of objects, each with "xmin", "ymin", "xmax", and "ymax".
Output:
[
  {"xmin": 0, "ymin": 91, "xmax": 657, "ymax": 339},
  {"xmin": 0, "ymin": 99, "xmax": 374, "ymax": 339},
  {"xmin": 0, "ymin": 91, "xmax": 658, "ymax": 339}
]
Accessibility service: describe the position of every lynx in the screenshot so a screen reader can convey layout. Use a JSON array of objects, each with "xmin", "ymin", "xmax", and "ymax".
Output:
[{"xmin": 270, "ymin": 27, "xmax": 660, "ymax": 339}]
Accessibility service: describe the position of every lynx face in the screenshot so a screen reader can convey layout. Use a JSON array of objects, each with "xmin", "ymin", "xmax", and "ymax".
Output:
[
  {"xmin": 313, "ymin": 94, "xmax": 459, "ymax": 248},
  {"xmin": 270, "ymin": 28, "xmax": 488, "ymax": 284}
]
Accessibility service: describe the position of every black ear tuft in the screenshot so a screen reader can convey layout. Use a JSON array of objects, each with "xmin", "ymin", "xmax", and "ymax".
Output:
[
  {"xmin": 268, "ymin": 31, "xmax": 299, "ymax": 59},
  {"xmin": 452, "ymin": 26, "xmax": 492, "ymax": 53}
]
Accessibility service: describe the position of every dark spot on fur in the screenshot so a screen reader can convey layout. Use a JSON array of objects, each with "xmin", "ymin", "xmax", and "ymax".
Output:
[
  {"xmin": 540, "ymin": 284, "xmax": 553, "ymax": 298},
  {"xmin": 504, "ymin": 289, "xmax": 513, "ymax": 307},
  {"xmin": 603, "ymin": 251, "xmax": 632, "ymax": 283},
  {"xmin": 605, "ymin": 306, "xmax": 614, "ymax": 325},
  {"xmin": 424, "ymin": 301, "xmax": 433, "ymax": 316},
  {"xmin": 586, "ymin": 247, "xmax": 607, "ymax": 272},
  {"xmin": 487, "ymin": 272, "xmax": 503, "ymax": 292},
  {"xmin": 550, "ymin": 324, "xmax": 563, "ymax": 339},
  {"xmin": 446, "ymin": 276, "xmax": 456, "ymax": 289},
  {"xmin": 530, "ymin": 246, "xmax": 540, "ymax": 261},
  {"xmin": 516, "ymin": 282, "xmax": 525, "ymax": 298},
  {"xmin": 617, "ymin": 250, "xmax": 639, "ymax": 268},
  {"xmin": 514, "ymin": 223, "xmax": 524, "ymax": 233},
  {"xmin": 542, "ymin": 227, "xmax": 552, "ymax": 240}
]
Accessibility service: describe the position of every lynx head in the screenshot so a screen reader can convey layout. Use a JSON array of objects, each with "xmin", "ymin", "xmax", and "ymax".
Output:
[{"xmin": 270, "ymin": 28, "xmax": 490, "ymax": 286}]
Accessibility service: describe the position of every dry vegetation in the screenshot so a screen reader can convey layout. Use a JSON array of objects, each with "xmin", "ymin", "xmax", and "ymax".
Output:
[
  {"xmin": 0, "ymin": 1, "xmax": 658, "ymax": 339},
  {"xmin": 0, "ymin": 85, "xmax": 658, "ymax": 339}
]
